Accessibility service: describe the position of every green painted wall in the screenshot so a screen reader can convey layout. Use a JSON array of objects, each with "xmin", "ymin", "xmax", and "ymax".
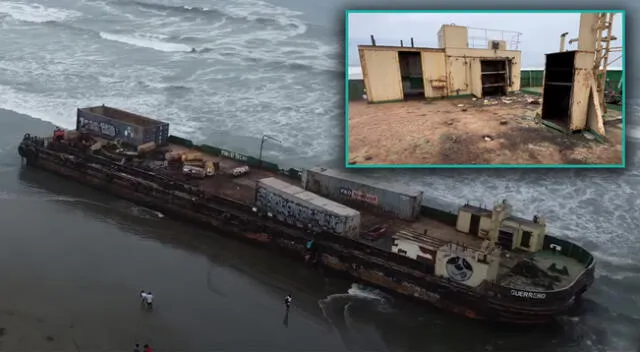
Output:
[{"xmin": 348, "ymin": 69, "xmax": 623, "ymax": 101}]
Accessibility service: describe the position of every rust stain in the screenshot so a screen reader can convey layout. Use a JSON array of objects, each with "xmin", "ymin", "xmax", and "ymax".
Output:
[{"xmin": 244, "ymin": 232, "xmax": 271, "ymax": 242}]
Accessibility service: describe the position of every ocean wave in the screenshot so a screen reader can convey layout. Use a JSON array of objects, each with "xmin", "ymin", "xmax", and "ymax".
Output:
[
  {"xmin": 0, "ymin": 1, "xmax": 80, "ymax": 24},
  {"xmin": 135, "ymin": 80, "xmax": 193, "ymax": 93},
  {"xmin": 98, "ymin": 31, "xmax": 193, "ymax": 52},
  {"xmin": 123, "ymin": 0, "xmax": 306, "ymax": 35}
]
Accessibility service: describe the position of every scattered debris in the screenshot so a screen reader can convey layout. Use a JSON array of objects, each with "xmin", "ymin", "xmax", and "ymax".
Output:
[
  {"xmin": 500, "ymin": 119, "xmax": 508, "ymax": 125},
  {"xmin": 461, "ymin": 108, "xmax": 468, "ymax": 112},
  {"xmin": 527, "ymin": 98, "xmax": 541, "ymax": 104},
  {"xmin": 483, "ymin": 99, "xmax": 499, "ymax": 105},
  {"xmin": 483, "ymin": 135, "xmax": 494, "ymax": 142},
  {"xmin": 582, "ymin": 131, "xmax": 596, "ymax": 140},
  {"xmin": 446, "ymin": 120, "xmax": 455, "ymax": 125},
  {"xmin": 364, "ymin": 156, "xmax": 373, "ymax": 161}
]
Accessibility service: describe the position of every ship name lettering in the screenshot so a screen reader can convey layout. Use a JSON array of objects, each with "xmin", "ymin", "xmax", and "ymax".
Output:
[
  {"xmin": 510, "ymin": 289, "xmax": 546, "ymax": 299},
  {"xmin": 220, "ymin": 149, "xmax": 248, "ymax": 162}
]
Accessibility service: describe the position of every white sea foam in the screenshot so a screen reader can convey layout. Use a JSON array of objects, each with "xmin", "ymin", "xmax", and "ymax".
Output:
[
  {"xmin": 0, "ymin": 1, "xmax": 80, "ymax": 23},
  {"xmin": 99, "ymin": 32, "xmax": 194, "ymax": 52},
  {"xmin": 0, "ymin": 83, "xmax": 206, "ymax": 140},
  {"xmin": 0, "ymin": 0, "xmax": 340, "ymax": 163}
]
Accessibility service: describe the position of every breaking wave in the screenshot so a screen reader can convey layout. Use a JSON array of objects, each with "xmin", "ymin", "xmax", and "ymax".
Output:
[
  {"xmin": 318, "ymin": 284, "xmax": 393, "ymax": 352},
  {"xmin": 0, "ymin": 1, "xmax": 80, "ymax": 24},
  {"xmin": 318, "ymin": 283, "xmax": 393, "ymax": 319},
  {"xmin": 130, "ymin": 206, "xmax": 165, "ymax": 219},
  {"xmin": 128, "ymin": 0, "xmax": 306, "ymax": 33},
  {"xmin": 98, "ymin": 31, "xmax": 194, "ymax": 52}
]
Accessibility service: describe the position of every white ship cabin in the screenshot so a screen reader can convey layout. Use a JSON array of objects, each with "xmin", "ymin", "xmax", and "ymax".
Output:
[{"xmin": 390, "ymin": 199, "xmax": 587, "ymax": 290}]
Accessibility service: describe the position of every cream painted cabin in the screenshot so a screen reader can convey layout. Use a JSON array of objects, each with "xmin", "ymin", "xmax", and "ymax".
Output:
[
  {"xmin": 358, "ymin": 24, "xmax": 521, "ymax": 103},
  {"xmin": 391, "ymin": 199, "xmax": 547, "ymax": 288}
]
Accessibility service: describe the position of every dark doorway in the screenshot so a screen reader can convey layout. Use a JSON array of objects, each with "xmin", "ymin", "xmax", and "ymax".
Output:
[
  {"xmin": 520, "ymin": 230, "xmax": 532, "ymax": 249},
  {"xmin": 480, "ymin": 60, "xmax": 508, "ymax": 97},
  {"xmin": 469, "ymin": 214, "xmax": 481, "ymax": 236},
  {"xmin": 497, "ymin": 228, "xmax": 514, "ymax": 249},
  {"xmin": 398, "ymin": 51, "xmax": 424, "ymax": 100},
  {"xmin": 541, "ymin": 51, "xmax": 576, "ymax": 130}
]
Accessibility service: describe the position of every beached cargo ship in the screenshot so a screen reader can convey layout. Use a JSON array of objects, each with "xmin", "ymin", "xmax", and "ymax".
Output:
[{"xmin": 17, "ymin": 105, "xmax": 595, "ymax": 324}]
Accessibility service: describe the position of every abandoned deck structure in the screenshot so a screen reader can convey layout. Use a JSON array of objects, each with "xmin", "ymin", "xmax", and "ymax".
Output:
[{"xmin": 347, "ymin": 95, "xmax": 623, "ymax": 165}]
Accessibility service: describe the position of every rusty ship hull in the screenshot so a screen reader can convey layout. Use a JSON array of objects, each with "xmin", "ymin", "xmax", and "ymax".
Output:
[{"xmin": 17, "ymin": 119, "xmax": 595, "ymax": 325}]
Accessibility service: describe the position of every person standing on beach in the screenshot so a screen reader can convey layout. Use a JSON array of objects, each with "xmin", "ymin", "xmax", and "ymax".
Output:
[
  {"xmin": 144, "ymin": 292, "xmax": 154, "ymax": 310},
  {"xmin": 133, "ymin": 344, "xmax": 141, "ymax": 352},
  {"xmin": 284, "ymin": 294, "xmax": 293, "ymax": 310},
  {"xmin": 143, "ymin": 344, "xmax": 153, "ymax": 352}
]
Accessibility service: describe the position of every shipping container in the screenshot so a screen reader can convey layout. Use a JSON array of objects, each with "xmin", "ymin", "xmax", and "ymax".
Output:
[
  {"xmin": 76, "ymin": 105, "xmax": 170, "ymax": 147},
  {"xmin": 255, "ymin": 177, "xmax": 361, "ymax": 238},
  {"xmin": 302, "ymin": 167, "xmax": 423, "ymax": 220}
]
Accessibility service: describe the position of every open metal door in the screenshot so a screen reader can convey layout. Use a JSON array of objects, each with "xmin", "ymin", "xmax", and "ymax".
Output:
[
  {"xmin": 360, "ymin": 49, "xmax": 403, "ymax": 103},
  {"xmin": 470, "ymin": 59, "xmax": 482, "ymax": 98}
]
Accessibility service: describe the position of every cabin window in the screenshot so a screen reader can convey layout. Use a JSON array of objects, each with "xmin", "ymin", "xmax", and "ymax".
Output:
[
  {"xmin": 520, "ymin": 231, "xmax": 532, "ymax": 248},
  {"xmin": 397, "ymin": 249, "xmax": 408, "ymax": 256}
]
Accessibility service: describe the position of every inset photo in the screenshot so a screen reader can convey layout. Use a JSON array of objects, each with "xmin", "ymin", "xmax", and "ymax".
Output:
[{"xmin": 345, "ymin": 10, "xmax": 625, "ymax": 168}]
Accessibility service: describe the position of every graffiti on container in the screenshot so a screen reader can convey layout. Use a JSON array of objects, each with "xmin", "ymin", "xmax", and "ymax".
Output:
[
  {"xmin": 78, "ymin": 117, "xmax": 116, "ymax": 138},
  {"xmin": 256, "ymin": 188, "xmax": 352, "ymax": 235},
  {"xmin": 339, "ymin": 187, "xmax": 379, "ymax": 205},
  {"xmin": 123, "ymin": 126, "xmax": 135, "ymax": 139},
  {"xmin": 220, "ymin": 149, "xmax": 248, "ymax": 162}
]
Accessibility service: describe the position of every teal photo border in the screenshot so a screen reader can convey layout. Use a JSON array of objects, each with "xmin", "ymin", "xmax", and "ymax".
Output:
[{"xmin": 344, "ymin": 9, "xmax": 627, "ymax": 169}]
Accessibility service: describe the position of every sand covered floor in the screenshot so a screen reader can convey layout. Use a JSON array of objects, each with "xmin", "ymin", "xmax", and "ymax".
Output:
[{"xmin": 347, "ymin": 95, "xmax": 623, "ymax": 166}]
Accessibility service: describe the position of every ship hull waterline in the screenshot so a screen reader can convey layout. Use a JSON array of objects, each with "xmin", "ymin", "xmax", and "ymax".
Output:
[{"xmin": 17, "ymin": 139, "xmax": 591, "ymax": 325}]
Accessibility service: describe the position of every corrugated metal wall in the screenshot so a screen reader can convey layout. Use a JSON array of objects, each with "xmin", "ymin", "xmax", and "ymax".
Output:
[
  {"xmin": 302, "ymin": 167, "xmax": 423, "ymax": 220},
  {"xmin": 348, "ymin": 69, "xmax": 623, "ymax": 101}
]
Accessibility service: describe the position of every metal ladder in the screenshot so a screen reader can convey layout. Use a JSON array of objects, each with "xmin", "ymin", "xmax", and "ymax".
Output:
[{"xmin": 593, "ymin": 13, "xmax": 616, "ymax": 114}]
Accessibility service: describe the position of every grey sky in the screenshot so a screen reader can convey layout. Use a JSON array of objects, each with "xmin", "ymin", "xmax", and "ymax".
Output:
[{"xmin": 347, "ymin": 12, "xmax": 624, "ymax": 68}]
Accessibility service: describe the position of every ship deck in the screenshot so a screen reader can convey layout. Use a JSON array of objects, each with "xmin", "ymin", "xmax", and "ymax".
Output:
[
  {"xmin": 357, "ymin": 213, "xmax": 585, "ymax": 290},
  {"xmin": 102, "ymin": 139, "xmax": 587, "ymax": 292}
]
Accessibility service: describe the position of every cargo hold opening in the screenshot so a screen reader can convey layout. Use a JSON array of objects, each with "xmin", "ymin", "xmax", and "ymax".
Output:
[
  {"xmin": 480, "ymin": 59, "xmax": 508, "ymax": 97},
  {"xmin": 398, "ymin": 51, "xmax": 424, "ymax": 100},
  {"xmin": 541, "ymin": 51, "xmax": 575, "ymax": 130}
]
